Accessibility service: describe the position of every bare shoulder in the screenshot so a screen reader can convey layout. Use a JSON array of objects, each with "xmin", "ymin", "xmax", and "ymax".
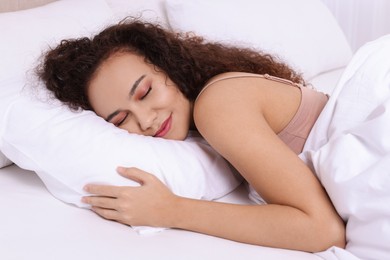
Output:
[
  {"xmin": 195, "ymin": 72, "xmax": 266, "ymax": 113},
  {"xmin": 193, "ymin": 72, "xmax": 306, "ymax": 204},
  {"xmin": 194, "ymin": 72, "xmax": 263, "ymax": 136},
  {"xmin": 199, "ymin": 71, "xmax": 265, "ymax": 98},
  {"xmin": 194, "ymin": 72, "xmax": 301, "ymax": 137},
  {"xmin": 193, "ymin": 72, "xmax": 277, "ymax": 165}
]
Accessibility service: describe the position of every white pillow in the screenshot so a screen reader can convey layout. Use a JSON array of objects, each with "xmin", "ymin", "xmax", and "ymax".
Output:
[
  {"xmin": 106, "ymin": 0, "xmax": 168, "ymax": 26},
  {"xmin": 164, "ymin": 0, "xmax": 353, "ymax": 80},
  {"xmin": 1, "ymin": 92, "xmax": 241, "ymax": 203},
  {"xmin": 0, "ymin": 0, "xmax": 240, "ymax": 214},
  {"xmin": 0, "ymin": 0, "xmax": 113, "ymax": 168},
  {"xmin": 0, "ymin": 151, "xmax": 12, "ymax": 168}
]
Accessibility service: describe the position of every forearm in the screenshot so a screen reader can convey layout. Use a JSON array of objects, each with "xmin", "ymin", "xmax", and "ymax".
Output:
[
  {"xmin": 169, "ymin": 197, "xmax": 345, "ymax": 253},
  {"xmin": 82, "ymin": 167, "xmax": 345, "ymax": 252}
]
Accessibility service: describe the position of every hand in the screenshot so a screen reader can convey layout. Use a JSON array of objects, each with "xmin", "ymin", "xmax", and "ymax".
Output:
[{"xmin": 82, "ymin": 167, "xmax": 179, "ymax": 227}]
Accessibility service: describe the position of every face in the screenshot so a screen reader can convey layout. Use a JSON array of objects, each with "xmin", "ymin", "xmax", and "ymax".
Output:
[{"xmin": 88, "ymin": 52, "xmax": 193, "ymax": 140}]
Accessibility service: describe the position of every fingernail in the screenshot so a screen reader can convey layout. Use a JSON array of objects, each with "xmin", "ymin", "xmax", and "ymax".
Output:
[
  {"xmin": 83, "ymin": 185, "xmax": 89, "ymax": 192},
  {"xmin": 117, "ymin": 166, "xmax": 125, "ymax": 173}
]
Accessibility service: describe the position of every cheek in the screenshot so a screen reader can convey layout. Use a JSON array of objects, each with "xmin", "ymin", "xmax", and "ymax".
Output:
[
  {"xmin": 118, "ymin": 121, "xmax": 140, "ymax": 135},
  {"xmin": 179, "ymin": 94, "xmax": 192, "ymax": 113},
  {"xmin": 178, "ymin": 98, "xmax": 193, "ymax": 130}
]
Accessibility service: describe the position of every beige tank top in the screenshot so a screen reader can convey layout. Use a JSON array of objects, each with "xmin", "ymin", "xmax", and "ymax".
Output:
[{"xmin": 197, "ymin": 73, "xmax": 329, "ymax": 154}]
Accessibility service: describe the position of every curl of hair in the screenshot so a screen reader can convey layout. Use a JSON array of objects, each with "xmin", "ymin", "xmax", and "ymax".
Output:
[{"xmin": 37, "ymin": 19, "xmax": 304, "ymax": 110}]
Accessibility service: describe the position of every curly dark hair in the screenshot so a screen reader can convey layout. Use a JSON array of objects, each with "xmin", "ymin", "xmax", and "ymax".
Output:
[{"xmin": 37, "ymin": 19, "xmax": 304, "ymax": 111}]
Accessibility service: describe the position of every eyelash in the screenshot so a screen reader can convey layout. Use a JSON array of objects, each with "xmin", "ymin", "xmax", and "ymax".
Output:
[
  {"xmin": 116, "ymin": 114, "xmax": 128, "ymax": 126},
  {"xmin": 140, "ymin": 87, "xmax": 152, "ymax": 100},
  {"xmin": 115, "ymin": 86, "xmax": 151, "ymax": 126}
]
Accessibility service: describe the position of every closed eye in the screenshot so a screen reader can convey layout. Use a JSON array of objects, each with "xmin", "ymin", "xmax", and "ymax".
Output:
[
  {"xmin": 140, "ymin": 87, "xmax": 152, "ymax": 100},
  {"xmin": 116, "ymin": 113, "xmax": 128, "ymax": 126},
  {"xmin": 109, "ymin": 111, "xmax": 128, "ymax": 127}
]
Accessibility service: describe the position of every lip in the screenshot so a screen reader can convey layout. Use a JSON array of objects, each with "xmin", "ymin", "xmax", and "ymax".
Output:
[{"xmin": 154, "ymin": 115, "xmax": 172, "ymax": 138}]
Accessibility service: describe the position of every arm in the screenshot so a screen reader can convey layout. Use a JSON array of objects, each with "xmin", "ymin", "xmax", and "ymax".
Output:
[
  {"xmin": 188, "ymin": 76, "xmax": 345, "ymax": 251},
  {"xmin": 84, "ymin": 165, "xmax": 343, "ymax": 252}
]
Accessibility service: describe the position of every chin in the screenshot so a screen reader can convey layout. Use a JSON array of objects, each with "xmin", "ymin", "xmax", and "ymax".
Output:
[
  {"xmin": 166, "ymin": 135, "xmax": 185, "ymax": 141},
  {"xmin": 168, "ymin": 132, "xmax": 188, "ymax": 141}
]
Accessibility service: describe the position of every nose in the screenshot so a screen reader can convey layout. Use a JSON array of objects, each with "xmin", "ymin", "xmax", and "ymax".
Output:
[{"xmin": 135, "ymin": 107, "xmax": 157, "ymax": 132}]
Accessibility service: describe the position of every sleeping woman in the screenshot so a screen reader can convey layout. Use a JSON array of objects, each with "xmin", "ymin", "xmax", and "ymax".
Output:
[{"xmin": 37, "ymin": 20, "xmax": 345, "ymax": 252}]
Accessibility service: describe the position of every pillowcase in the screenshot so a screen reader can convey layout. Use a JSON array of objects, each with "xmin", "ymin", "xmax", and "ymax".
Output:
[
  {"xmin": 0, "ymin": 0, "xmax": 241, "ymax": 219},
  {"xmin": 164, "ymin": 0, "xmax": 353, "ymax": 80},
  {"xmin": 106, "ymin": 0, "xmax": 168, "ymax": 26},
  {"xmin": 1, "ymin": 92, "xmax": 241, "ymax": 204},
  {"xmin": 0, "ymin": 151, "xmax": 12, "ymax": 168},
  {"xmin": 0, "ymin": 0, "xmax": 113, "ymax": 168}
]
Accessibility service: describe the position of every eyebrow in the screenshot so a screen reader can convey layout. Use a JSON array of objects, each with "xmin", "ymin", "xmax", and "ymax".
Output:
[
  {"xmin": 105, "ymin": 74, "xmax": 146, "ymax": 122},
  {"xmin": 130, "ymin": 74, "xmax": 146, "ymax": 96}
]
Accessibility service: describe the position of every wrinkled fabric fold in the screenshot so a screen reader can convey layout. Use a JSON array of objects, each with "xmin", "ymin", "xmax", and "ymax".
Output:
[{"xmin": 300, "ymin": 34, "xmax": 390, "ymax": 260}]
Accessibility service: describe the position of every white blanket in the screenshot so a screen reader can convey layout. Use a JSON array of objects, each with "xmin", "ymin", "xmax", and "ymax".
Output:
[{"xmin": 301, "ymin": 35, "xmax": 390, "ymax": 260}]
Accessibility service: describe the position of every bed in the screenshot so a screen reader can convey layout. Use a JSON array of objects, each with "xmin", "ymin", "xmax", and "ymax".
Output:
[{"xmin": 1, "ymin": 1, "xmax": 389, "ymax": 259}]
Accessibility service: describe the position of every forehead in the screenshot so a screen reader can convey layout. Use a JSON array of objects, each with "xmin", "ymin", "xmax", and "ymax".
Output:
[
  {"xmin": 87, "ymin": 52, "xmax": 145, "ymax": 112},
  {"xmin": 89, "ymin": 52, "xmax": 147, "ymax": 91},
  {"xmin": 97, "ymin": 51, "xmax": 147, "ymax": 77}
]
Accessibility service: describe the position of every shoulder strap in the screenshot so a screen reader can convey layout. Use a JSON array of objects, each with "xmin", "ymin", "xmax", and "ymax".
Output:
[{"xmin": 197, "ymin": 73, "xmax": 301, "ymax": 101}]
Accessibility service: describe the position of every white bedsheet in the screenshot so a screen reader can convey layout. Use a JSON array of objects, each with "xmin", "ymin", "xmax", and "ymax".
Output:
[{"xmin": 0, "ymin": 165, "xmax": 321, "ymax": 260}]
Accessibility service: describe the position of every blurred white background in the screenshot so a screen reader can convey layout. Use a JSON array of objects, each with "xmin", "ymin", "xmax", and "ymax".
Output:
[{"xmin": 321, "ymin": 0, "xmax": 390, "ymax": 52}]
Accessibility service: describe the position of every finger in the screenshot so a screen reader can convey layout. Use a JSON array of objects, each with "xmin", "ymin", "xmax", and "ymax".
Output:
[
  {"xmin": 91, "ymin": 207, "xmax": 120, "ymax": 221},
  {"xmin": 84, "ymin": 184, "xmax": 121, "ymax": 197},
  {"xmin": 82, "ymin": 196, "xmax": 117, "ymax": 210},
  {"xmin": 117, "ymin": 167, "xmax": 154, "ymax": 184}
]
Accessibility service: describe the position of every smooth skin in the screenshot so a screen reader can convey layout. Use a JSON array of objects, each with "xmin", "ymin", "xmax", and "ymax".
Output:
[
  {"xmin": 88, "ymin": 52, "xmax": 192, "ymax": 141},
  {"xmin": 83, "ymin": 52, "xmax": 346, "ymax": 252}
]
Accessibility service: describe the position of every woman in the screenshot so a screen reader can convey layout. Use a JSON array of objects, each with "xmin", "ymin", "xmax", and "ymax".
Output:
[{"xmin": 38, "ymin": 20, "xmax": 345, "ymax": 252}]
